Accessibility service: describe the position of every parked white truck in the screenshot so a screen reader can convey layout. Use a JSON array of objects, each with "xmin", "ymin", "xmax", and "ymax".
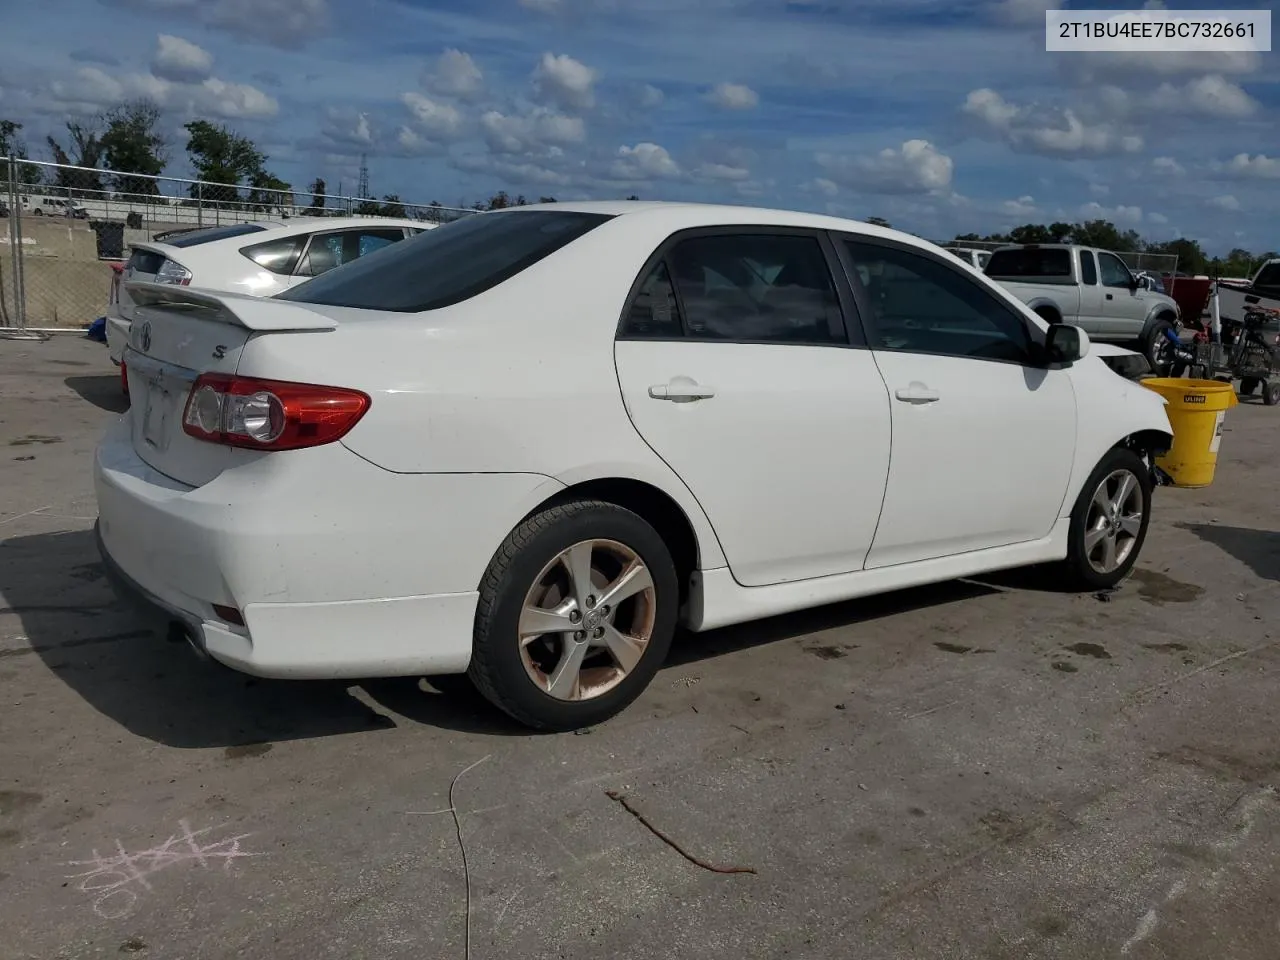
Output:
[
  {"xmin": 1217, "ymin": 258, "xmax": 1280, "ymax": 325},
  {"xmin": 985, "ymin": 244, "xmax": 1181, "ymax": 373}
]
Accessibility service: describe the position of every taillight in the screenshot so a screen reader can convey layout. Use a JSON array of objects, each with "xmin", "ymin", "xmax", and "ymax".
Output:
[
  {"xmin": 156, "ymin": 258, "xmax": 192, "ymax": 286},
  {"xmin": 182, "ymin": 374, "xmax": 370, "ymax": 451}
]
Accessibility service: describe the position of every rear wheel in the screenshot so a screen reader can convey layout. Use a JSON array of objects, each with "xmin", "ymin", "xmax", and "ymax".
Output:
[
  {"xmin": 468, "ymin": 500, "xmax": 679, "ymax": 731},
  {"xmin": 1059, "ymin": 448, "xmax": 1152, "ymax": 591},
  {"xmin": 1264, "ymin": 380, "xmax": 1280, "ymax": 407}
]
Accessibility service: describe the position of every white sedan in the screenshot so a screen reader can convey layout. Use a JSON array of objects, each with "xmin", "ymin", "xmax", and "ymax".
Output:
[
  {"xmin": 105, "ymin": 216, "xmax": 433, "ymax": 368},
  {"xmin": 94, "ymin": 202, "xmax": 1174, "ymax": 731}
]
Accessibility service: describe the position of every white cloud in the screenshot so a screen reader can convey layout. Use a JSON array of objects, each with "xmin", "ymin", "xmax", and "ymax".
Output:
[
  {"xmin": 1088, "ymin": 182, "xmax": 1109, "ymax": 197},
  {"xmin": 707, "ymin": 82, "xmax": 759, "ymax": 111},
  {"xmin": 611, "ymin": 142, "xmax": 681, "ymax": 180},
  {"xmin": 479, "ymin": 107, "xmax": 585, "ymax": 153},
  {"xmin": 151, "ymin": 34, "xmax": 213, "ymax": 83},
  {"xmin": 208, "ymin": 0, "xmax": 330, "ymax": 47},
  {"xmin": 1213, "ymin": 153, "xmax": 1280, "ymax": 180},
  {"xmin": 1148, "ymin": 212, "xmax": 1169, "ymax": 224},
  {"xmin": 198, "ymin": 77, "xmax": 277, "ymax": 118},
  {"xmin": 45, "ymin": 66, "xmax": 276, "ymax": 119},
  {"xmin": 637, "ymin": 84, "xmax": 664, "ymax": 108},
  {"xmin": 817, "ymin": 139, "xmax": 954, "ymax": 195},
  {"xmin": 990, "ymin": 0, "xmax": 1061, "ymax": 25},
  {"xmin": 812, "ymin": 177, "xmax": 839, "ymax": 197},
  {"xmin": 533, "ymin": 52, "xmax": 597, "ymax": 110},
  {"xmin": 695, "ymin": 162, "xmax": 750, "ymax": 182},
  {"xmin": 1151, "ymin": 156, "xmax": 1186, "ymax": 177},
  {"xmin": 425, "ymin": 49, "xmax": 484, "ymax": 101},
  {"xmin": 999, "ymin": 195, "xmax": 1039, "ymax": 217},
  {"xmin": 963, "ymin": 88, "xmax": 1143, "ymax": 157},
  {"xmin": 1079, "ymin": 201, "xmax": 1143, "ymax": 224},
  {"xmin": 1209, "ymin": 195, "xmax": 1241, "ymax": 211},
  {"xmin": 1150, "ymin": 75, "xmax": 1258, "ymax": 119},
  {"xmin": 400, "ymin": 92, "xmax": 464, "ymax": 140}
]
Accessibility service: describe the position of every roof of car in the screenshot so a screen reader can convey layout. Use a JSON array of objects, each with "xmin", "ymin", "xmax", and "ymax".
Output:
[
  {"xmin": 494, "ymin": 199, "xmax": 913, "ymax": 243},
  {"xmin": 137, "ymin": 216, "xmax": 431, "ymax": 254}
]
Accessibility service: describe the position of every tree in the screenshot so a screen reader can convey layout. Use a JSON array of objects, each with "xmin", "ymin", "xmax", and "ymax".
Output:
[
  {"xmin": 378, "ymin": 194, "xmax": 406, "ymax": 217},
  {"xmin": 46, "ymin": 121, "xmax": 105, "ymax": 196},
  {"xmin": 99, "ymin": 99, "xmax": 167, "ymax": 197},
  {"xmin": 866, "ymin": 216, "xmax": 892, "ymax": 228},
  {"xmin": 184, "ymin": 120, "xmax": 285, "ymax": 208},
  {"xmin": 1147, "ymin": 238, "xmax": 1207, "ymax": 276},
  {"xmin": 308, "ymin": 177, "xmax": 326, "ymax": 213},
  {"xmin": 1069, "ymin": 219, "xmax": 1132, "ymax": 252},
  {"xmin": 538, "ymin": 196, "xmax": 557, "ymax": 203},
  {"xmin": 0, "ymin": 120, "xmax": 45, "ymax": 187},
  {"xmin": 486, "ymin": 190, "xmax": 512, "ymax": 210},
  {"xmin": 626, "ymin": 194, "xmax": 640, "ymax": 201}
]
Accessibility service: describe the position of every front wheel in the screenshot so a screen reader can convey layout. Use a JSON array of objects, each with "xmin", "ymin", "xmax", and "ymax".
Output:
[
  {"xmin": 1142, "ymin": 319, "xmax": 1177, "ymax": 376},
  {"xmin": 468, "ymin": 500, "xmax": 679, "ymax": 731},
  {"xmin": 1264, "ymin": 380, "xmax": 1280, "ymax": 407},
  {"xmin": 1059, "ymin": 448, "xmax": 1153, "ymax": 591}
]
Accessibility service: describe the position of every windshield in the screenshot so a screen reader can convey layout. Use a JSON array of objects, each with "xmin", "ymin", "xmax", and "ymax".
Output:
[
  {"xmin": 278, "ymin": 210, "xmax": 613, "ymax": 312},
  {"xmin": 985, "ymin": 248, "xmax": 1072, "ymax": 279}
]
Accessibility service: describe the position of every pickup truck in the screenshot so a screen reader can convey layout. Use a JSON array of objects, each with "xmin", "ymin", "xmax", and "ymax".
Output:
[
  {"xmin": 985, "ymin": 244, "xmax": 1181, "ymax": 373},
  {"xmin": 1217, "ymin": 258, "xmax": 1280, "ymax": 326}
]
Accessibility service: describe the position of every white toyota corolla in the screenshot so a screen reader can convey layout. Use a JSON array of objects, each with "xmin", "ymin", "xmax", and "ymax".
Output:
[{"xmin": 95, "ymin": 202, "xmax": 1174, "ymax": 730}]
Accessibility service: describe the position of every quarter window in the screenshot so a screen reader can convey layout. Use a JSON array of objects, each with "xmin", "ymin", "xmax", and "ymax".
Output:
[
  {"xmin": 241, "ymin": 236, "xmax": 306, "ymax": 275},
  {"xmin": 660, "ymin": 233, "xmax": 846, "ymax": 344},
  {"xmin": 842, "ymin": 239, "xmax": 1034, "ymax": 364},
  {"xmin": 1098, "ymin": 252, "xmax": 1133, "ymax": 289}
]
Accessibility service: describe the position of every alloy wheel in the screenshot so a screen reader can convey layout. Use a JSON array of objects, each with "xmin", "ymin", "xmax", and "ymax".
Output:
[
  {"xmin": 1083, "ymin": 469, "xmax": 1146, "ymax": 575},
  {"xmin": 517, "ymin": 539, "xmax": 657, "ymax": 701}
]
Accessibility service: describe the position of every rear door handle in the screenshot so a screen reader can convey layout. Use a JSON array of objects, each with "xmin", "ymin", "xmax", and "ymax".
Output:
[
  {"xmin": 1106, "ymin": 293, "xmax": 1114, "ymax": 300},
  {"xmin": 649, "ymin": 380, "xmax": 716, "ymax": 402},
  {"xmin": 894, "ymin": 384, "xmax": 939, "ymax": 404}
]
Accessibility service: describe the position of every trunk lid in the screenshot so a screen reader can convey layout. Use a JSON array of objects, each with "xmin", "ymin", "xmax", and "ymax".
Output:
[{"xmin": 122, "ymin": 282, "xmax": 338, "ymax": 487}]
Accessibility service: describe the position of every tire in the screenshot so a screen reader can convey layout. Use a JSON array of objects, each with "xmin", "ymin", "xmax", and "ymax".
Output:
[
  {"xmin": 1240, "ymin": 377, "xmax": 1259, "ymax": 397},
  {"xmin": 33, "ymin": 209, "xmax": 43, "ymax": 216},
  {"xmin": 1264, "ymin": 380, "xmax": 1280, "ymax": 407},
  {"xmin": 1141, "ymin": 318, "xmax": 1177, "ymax": 377},
  {"xmin": 468, "ymin": 500, "xmax": 679, "ymax": 731},
  {"xmin": 1059, "ymin": 447, "xmax": 1153, "ymax": 591}
]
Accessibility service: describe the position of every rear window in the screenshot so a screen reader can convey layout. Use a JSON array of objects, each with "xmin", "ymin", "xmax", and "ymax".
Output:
[
  {"xmin": 1254, "ymin": 262, "xmax": 1280, "ymax": 292},
  {"xmin": 277, "ymin": 211, "xmax": 613, "ymax": 312},
  {"xmin": 166, "ymin": 223, "xmax": 268, "ymax": 248},
  {"xmin": 985, "ymin": 248, "xmax": 1073, "ymax": 280}
]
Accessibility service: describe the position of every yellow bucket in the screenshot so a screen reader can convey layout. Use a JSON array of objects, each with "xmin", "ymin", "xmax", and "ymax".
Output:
[{"xmin": 1140, "ymin": 378, "xmax": 1238, "ymax": 487}]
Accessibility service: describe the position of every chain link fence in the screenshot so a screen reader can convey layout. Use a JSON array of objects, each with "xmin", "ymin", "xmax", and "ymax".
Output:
[{"xmin": 2, "ymin": 157, "xmax": 477, "ymax": 332}]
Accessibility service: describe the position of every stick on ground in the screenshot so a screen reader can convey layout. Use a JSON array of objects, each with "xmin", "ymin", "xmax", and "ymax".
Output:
[{"xmin": 604, "ymin": 790, "xmax": 757, "ymax": 875}]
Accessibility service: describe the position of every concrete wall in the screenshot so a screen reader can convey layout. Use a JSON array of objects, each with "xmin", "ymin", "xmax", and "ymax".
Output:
[{"xmin": 2, "ymin": 219, "xmax": 116, "ymax": 328}]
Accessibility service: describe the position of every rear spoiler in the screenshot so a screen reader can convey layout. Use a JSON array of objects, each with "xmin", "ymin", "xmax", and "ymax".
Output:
[{"xmin": 124, "ymin": 281, "xmax": 338, "ymax": 332}]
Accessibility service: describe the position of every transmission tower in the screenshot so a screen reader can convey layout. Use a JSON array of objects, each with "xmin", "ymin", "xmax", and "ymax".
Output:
[{"xmin": 357, "ymin": 154, "xmax": 370, "ymax": 200}]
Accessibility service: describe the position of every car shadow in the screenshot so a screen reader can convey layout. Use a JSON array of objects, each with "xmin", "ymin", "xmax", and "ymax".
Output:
[
  {"xmin": 4, "ymin": 527, "xmax": 1006, "ymax": 747},
  {"xmin": 1178, "ymin": 522, "xmax": 1279, "ymax": 582},
  {"xmin": 0, "ymin": 527, "xmax": 521, "ymax": 748},
  {"xmin": 64, "ymin": 375, "xmax": 129, "ymax": 414}
]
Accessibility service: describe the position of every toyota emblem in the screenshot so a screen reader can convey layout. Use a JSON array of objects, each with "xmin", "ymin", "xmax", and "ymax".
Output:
[{"xmin": 139, "ymin": 321, "xmax": 152, "ymax": 353}]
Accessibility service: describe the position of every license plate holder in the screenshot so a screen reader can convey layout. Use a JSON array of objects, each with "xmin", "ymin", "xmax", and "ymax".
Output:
[{"xmin": 142, "ymin": 380, "xmax": 172, "ymax": 450}]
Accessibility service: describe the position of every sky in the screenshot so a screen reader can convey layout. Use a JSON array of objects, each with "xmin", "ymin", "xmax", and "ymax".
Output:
[{"xmin": 0, "ymin": 0, "xmax": 1275, "ymax": 252}]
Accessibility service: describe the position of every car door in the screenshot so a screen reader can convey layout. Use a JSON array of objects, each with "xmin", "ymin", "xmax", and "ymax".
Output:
[
  {"xmin": 613, "ymin": 228, "xmax": 893, "ymax": 588},
  {"xmin": 836, "ymin": 235, "xmax": 1077, "ymax": 570},
  {"xmin": 1096, "ymin": 251, "xmax": 1148, "ymax": 338},
  {"xmin": 1075, "ymin": 248, "xmax": 1105, "ymax": 334},
  {"xmin": 286, "ymin": 227, "xmax": 410, "ymax": 288}
]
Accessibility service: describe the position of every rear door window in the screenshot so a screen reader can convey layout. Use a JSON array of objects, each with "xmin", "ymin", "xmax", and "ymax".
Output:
[
  {"xmin": 294, "ymin": 228, "xmax": 416, "ymax": 278},
  {"xmin": 1080, "ymin": 250, "xmax": 1098, "ymax": 285},
  {"xmin": 279, "ymin": 211, "xmax": 613, "ymax": 311},
  {"xmin": 985, "ymin": 248, "xmax": 1073, "ymax": 281}
]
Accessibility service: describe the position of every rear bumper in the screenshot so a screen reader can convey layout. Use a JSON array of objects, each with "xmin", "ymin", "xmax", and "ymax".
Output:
[{"xmin": 92, "ymin": 418, "xmax": 560, "ymax": 679}]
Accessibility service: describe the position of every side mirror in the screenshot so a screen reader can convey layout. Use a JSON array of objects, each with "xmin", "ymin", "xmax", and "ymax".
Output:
[
  {"xmin": 1044, "ymin": 323, "xmax": 1090, "ymax": 367},
  {"xmin": 1129, "ymin": 274, "xmax": 1143, "ymax": 291}
]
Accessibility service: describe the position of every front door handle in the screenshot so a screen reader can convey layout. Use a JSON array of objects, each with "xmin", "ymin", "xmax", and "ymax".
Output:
[
  {"xmin": 1106, "ymin": 293, "xmax": 1114, "ymax": 300},
  {"xmin": 649, "ymin": 378, "xmax": 716, "ymax": 402},
  {"xmin": 894, "ymin": 384, "xmax": 939, "ymax": 404}
]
